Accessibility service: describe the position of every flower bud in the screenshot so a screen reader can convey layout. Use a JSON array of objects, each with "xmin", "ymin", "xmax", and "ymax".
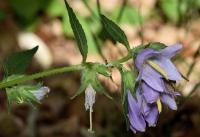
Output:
[{"xmin": 31, "ymin": 86, "xmax": 50, "ymax": 101}]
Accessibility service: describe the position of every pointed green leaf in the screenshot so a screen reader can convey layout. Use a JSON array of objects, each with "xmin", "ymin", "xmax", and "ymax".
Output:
[
  {"xmin": 64, "ymin": 0, "xmax": 88, "ymax": 62},
  {"xmin": 100, "ymin": 14, "xmax": 130, "ymax": 50},
  {"xmin": 3, "ymin": 46, "xmax": 38, "ymax": 77}
]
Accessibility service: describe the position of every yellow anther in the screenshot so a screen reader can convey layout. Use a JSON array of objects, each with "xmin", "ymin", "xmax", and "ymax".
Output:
[
  {"xmin": 147, "ymin": 61, "xmax": 169, "ymax": 80},
  {"xmin": 157, "ymin": 98, "xmax": 162, "ymax": 113}
]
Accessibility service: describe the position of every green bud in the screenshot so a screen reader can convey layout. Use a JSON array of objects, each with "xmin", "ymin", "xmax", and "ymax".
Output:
[{"xmin": 6, "ymin": 84, "xmax": 49, "ymax": 108}]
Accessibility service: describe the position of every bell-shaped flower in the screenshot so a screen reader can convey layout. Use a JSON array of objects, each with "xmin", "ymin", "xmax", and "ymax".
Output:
[
  {"xmin": 85, "ymin": 84, "xmax": 96, "ymax": 112},
  {"xmin": 84, "ymin": 84, "xmax": 96, "ymax": 133},
  {"xmin": 135, "ymin": 44, "xmax": 183, "ymax": 83},
  {"xmin": 135, "ymin": 44, "xmax": 182, "ymax": 111},
  {"xmin": 128, "ymin": 44, "xmax": 183, "ymax": 133}
]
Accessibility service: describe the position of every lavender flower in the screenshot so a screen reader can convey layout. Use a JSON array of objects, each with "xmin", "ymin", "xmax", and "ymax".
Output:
[{"xmin": 127, "ymin": 44, "xmax": 183, "ymax": 133}]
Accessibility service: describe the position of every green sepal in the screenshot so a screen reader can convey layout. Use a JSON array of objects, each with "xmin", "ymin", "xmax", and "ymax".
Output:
[
  {"xmin": 71, "ymin": 65, "xmax": 112, "ymax": 100},
  {"xmin": 6, "ymin": 84, "xmax": 42, "ymax": 109},
  {"xmin": 147, "ymin": 42, "xmax": 167, "ymax": 50},
  {"xmin": 120, "ymin": 68, "xmax": 136, "ymax": 129},
  {"xmin": 92, "ymin": 63, "xmax": 111, "ymax": 77},
  {"xmin": 121, "ymin": 68, "xmax": 136, "ymax": 105}
]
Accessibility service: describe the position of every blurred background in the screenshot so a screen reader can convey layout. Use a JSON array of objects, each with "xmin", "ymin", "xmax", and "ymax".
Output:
[{"xmin": 0, "ymin": 0, "xmax": 200, "ymax": 137}]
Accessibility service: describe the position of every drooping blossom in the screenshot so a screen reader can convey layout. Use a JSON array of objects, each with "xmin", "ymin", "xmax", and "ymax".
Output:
[
  {"xmin": 85, "ymin": 84, "xmax": 96, "ymax": 133},
  {"xmin": 128, "ymin": 44, "xmax": 183, "ymax": 133}
]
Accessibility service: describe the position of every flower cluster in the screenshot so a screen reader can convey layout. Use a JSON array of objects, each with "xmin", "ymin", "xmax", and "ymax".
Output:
[{"xmin": 127, "ymin": 44, "xmax": 183, "ymax": 133}]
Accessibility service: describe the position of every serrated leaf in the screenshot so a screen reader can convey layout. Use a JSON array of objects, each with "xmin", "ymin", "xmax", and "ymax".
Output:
[
  {"xmin": 64, "ymin": 0, "xmax": 88, "ymax": 62},
  {"xmin": 100, "ymin": 14, "xmax": 130, "ymax": 50},
  {"xmin": 3, "ymin": 46, "xmax": 38, "ymax": 77}
]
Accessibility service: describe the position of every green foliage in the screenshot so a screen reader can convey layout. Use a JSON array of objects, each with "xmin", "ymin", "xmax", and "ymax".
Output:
[
  {"xmin": 64, "ymin": 0, "xmax": 88, "ymax": 62},
  {"xmin": 0, "ymin": 10, "xmax": 5, "ymax": 21},
  {"xmin": 8, "ymin": 0, "xmax": 48, "ymax": 22},
  {"xmin": 160, "ymin": 0, "xmax": 180, "ymax": 22},
  {"xmin": 3, "ymin": 46, "xmax": 38, "ymax": 77},
  {"xmin": 112, "ymin": 5, "xmax": 143, "ymax": 25},
  {"xmin": 100, "ymin": 14, "xmax": 130, "ymax": 50},
  {"xmin": 196, "ymin": 0, "xmax": 200, "ymax": 7},
  {"xmin": 159, "ymin": 0, "xmax": 198, "ymax": 23}
]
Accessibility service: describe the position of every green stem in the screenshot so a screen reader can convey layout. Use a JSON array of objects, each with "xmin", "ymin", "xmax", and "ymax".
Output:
[
  {"xmin": 107, "ymin": 51, "xmax": 132, "ymax": 67},
  {"xmin": 0, "ymin": 64, "xmax": 83, "ymax": 89}
]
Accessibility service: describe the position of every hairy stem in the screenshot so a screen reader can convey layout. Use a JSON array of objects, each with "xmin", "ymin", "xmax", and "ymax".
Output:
[{"xmin": 0, "ymin": 64, "xmax": 83, "ymax": 89}]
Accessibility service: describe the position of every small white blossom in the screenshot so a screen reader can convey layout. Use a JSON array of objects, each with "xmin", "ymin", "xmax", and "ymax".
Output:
[
  {"xmin": 31, "ymin": 86, "xmax": 50, "ymax": 100},
  {"xmin": 84, "ymin": 84, "xmax": 96, "ymax": 133},
  {"xmin": 85, "ymin": 84, "xmax": 96, "ymax": 112}
]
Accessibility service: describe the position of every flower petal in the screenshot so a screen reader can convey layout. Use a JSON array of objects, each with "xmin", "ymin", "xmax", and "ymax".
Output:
[
  {"xmin": 154, "ymin": 57, "xmax": 182, "ymax": 81},
  {"xmin": 145, "ymin": 105, "xmax": 159, "ymax": 127},
  {"xmin": 141, "ymin": 65, "xmax": 164, "ymax": 91},
  {"xmin": 142, "ymin": 82, "xmax": 159, "ymax": 103},
  {"xmin": 160, "ymin": 44, "xmax": 182, "ymax": 58},
  {"xmin": 160, "ymin": 94, "xmax": 177, "ymax": 110},
  {"xmin": 127, "ymin": 91, "xmax": 146, "ymax": 132},
  {"xmin": 135, "ymin": 49, "xmax": 159, "ymax": 70},
  {"xmin": 130, "ymin": 125, "xmax": 137, "ymax": 133}
]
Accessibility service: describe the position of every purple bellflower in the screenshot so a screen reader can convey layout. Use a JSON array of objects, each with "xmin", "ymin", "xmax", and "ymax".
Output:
[{"xmin": 127, "ymin": 44, "xmax": 183, "ymax": 133}]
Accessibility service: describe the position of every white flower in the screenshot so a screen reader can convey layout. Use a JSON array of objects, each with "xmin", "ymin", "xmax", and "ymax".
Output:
[
  {"xmin": 85, "ymin": 84, "xmax": 96, "ymax": 112},
  {"xmin": 31, "ymin": 86, "xmax": 50, "ymax": 100},
  {"xmin": 84, "ymin": 84, "xmax": 96, "ymax": 133}
]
